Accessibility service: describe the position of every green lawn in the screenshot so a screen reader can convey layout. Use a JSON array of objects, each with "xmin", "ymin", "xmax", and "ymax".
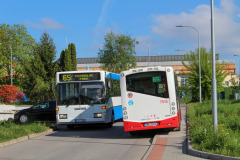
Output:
[
  {"xmin": 0, "ymin": 121, "xmax": 51, "ymax": 143},
  {"xmin": 187, "ymin": 100, "xmax": 240, "ymax": 157}
]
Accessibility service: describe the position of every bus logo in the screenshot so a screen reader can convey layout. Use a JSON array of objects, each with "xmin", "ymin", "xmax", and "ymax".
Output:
[
  {"xmin": 128, "ymin": 93, "xmax": 133, "ymax": 98},
  {"xmin": 128, "ymin": 100, "xmax": 134, "ymax": 106}
]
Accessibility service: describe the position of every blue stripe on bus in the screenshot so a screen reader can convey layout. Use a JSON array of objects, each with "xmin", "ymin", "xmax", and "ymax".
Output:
[
  {"xmin": 106, "ymin": 73, "xmax": 120, "ymax": 80},
  {"xmin": 113, "ymin": 105, "xmax": 123, "ymax": 120}
]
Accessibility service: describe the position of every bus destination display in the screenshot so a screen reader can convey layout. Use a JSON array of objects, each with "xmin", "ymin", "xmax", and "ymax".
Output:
[{"xmin": 59, "ymin": 73, "xmax": 101, "ymax": 82}]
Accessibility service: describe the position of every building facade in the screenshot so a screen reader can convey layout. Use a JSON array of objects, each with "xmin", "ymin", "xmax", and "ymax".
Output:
[{"xmin": 76, "ymin": 55, "xmax": 238, "ymax": 86}]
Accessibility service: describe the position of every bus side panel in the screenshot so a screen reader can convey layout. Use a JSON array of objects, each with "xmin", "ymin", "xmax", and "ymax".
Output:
[{"xmin": 113, "ymin": 106, "xmax": 123, "ymax": 121}]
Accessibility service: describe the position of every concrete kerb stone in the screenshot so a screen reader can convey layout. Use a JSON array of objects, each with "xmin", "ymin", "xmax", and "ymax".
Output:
[
  {"xmin": 186, "ymin": 104, "xmax": 240, "ymax": 160},
  {"xmin": 142, "ymin": 132, "xmax": 159, "ymax": 160},
  {"xmin": 0, "ymin": 129, "xmax": 54, "ymax": 148}
]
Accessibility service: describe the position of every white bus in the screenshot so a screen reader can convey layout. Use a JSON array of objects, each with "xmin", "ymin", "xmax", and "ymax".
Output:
[
  {"xmin": 120, "ymin": 66, "xmax": 181, "ymax": 134},
  {"xmin": 56, "ymin": 70, "xmax": 122, "ymax": 129}
]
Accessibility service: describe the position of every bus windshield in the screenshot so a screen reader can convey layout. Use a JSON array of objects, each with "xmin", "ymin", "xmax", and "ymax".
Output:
[
  {"xmin": 126, "ymin": 71, "xmax": 169, "ymax": 98},
  {"xmin": 57, "ymin": 82, "xmax": 105, "ymax": 105}
]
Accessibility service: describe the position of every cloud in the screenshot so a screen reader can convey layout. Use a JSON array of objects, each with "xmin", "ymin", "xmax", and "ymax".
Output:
[
  {"xmin": 25, "ymin": 18, "xmax": 65, "ymax": 29},
  {"xmin": 150, "ymin": 0, "xmax": 240, "ymax": 55},
  {"xmin": 92, "ymin": 0, "xmax": 115, "ymax": 45}
]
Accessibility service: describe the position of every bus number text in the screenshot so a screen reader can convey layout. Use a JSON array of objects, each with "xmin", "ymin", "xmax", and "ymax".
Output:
[{"xmin": 160, "ymin": 100, "xmax": 168, "ymax": 104}]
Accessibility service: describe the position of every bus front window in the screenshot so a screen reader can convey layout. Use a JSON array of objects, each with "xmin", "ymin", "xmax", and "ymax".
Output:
[
  {"xmin": 126, "ymin": 72, "xmax": 169, "ymax": 98},
  {"xmin": 57, "ymin": 82, "xmax": 105, "ymax": 105}
]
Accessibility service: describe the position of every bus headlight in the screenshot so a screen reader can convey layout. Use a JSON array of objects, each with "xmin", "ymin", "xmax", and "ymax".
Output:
[
  {"xmin": 94, "ymin": 113, "xmax": 102, "ymax": 118},
  {"xmin": 59, "ymin": 114, "xmax": 67, "ymax": 119}
]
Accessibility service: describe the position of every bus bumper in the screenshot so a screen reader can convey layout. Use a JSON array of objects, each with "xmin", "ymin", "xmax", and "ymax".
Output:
[{"xmin": 123, "ymin": 115, "xmax": 180, "ymax": 132}]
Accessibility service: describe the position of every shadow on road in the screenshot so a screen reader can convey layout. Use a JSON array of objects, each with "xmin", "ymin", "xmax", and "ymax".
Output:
[{"xmin": 46, "ymin": 122, "xmax": 170, "ymax": 140}]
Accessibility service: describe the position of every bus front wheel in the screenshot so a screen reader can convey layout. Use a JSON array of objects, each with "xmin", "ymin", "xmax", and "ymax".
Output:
[
  {"xmin": 67, "ymin": 125, "xmax": 75, "ymax": 129},
  {"xmin": 106, "ymin": 113, "xmax": 114, "ymax": 128}
]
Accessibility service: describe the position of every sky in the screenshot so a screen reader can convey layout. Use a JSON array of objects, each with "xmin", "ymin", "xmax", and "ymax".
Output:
[{"xmin": 1, "ymin": 0, "xmax": 240, "ymax": 73}]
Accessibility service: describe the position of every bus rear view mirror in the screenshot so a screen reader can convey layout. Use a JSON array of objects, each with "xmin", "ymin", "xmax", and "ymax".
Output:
[{"xmin": 107, "ymin": 81, "xmax": 111, "ymax": 88}]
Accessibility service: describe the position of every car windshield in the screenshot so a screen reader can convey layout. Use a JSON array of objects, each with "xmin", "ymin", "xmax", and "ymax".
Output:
[{"xmin": 57, "ymin": 82, "xmax": 105, "ymax": 105}]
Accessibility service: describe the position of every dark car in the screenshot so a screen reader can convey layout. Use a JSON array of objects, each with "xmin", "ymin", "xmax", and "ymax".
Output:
[{"xmin": 14, "ymin": 100, "xmax": 56, "ymax": 123}]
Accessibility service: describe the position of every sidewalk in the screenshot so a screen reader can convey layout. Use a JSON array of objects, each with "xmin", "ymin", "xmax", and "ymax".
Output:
[
  {"xmin": 143, "ymin": 104, "xmax": 203, "ymax": 160},
  {"xmin": 143, "ymin": 104, "xmax": 240, "ymax": 160}
]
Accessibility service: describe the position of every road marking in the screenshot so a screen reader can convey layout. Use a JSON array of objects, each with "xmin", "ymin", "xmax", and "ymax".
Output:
[{"xmin": 146, "ymin": 137, "xmax": 168, "ymax": 160}]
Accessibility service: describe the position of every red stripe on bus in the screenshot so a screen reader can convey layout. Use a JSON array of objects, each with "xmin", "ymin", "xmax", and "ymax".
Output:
[{"xmin": 123, "ymin": 113, "xmax": 180, "ymax": 132}]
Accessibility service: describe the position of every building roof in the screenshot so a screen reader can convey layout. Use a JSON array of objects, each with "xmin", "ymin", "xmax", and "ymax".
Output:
[{"xmin": 77, "ymin": 60, "xmax": 235, "ymax": 68}]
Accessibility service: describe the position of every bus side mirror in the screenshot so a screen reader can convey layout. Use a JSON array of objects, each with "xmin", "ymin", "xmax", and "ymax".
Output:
[
  {"xmin": 107, "ymin": 81, "xmax": 111, "ymax": 89},
  {"xmin": 51, "ymin": 83, "xmax": 54, "ymax": 92}
]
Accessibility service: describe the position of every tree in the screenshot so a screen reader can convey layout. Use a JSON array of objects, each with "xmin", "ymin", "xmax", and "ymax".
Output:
[
  {"xmin": 23, "ymin": 32, "xmax": 57, "ymax": 103},
  {"xmin": 0, "ymin": 24, "xmax": 36, "ymax": 87},
  {"xmin": 59, "ymin": 48, "xmax": 72, "ymax": 71},
  {"xmin": 98, "ymin": 31, "xmax": 139, "ymax": 73},
  {"xmin": 58, "ymin": 43, "xmax": 77, "ymax": 71},
  {"xmin": 182, "ymin": 47, "xmax": 228, "ymax": 101},
  {"xmin": 68, "ymin": 43, "xmax": 77, "ymax": 71}
]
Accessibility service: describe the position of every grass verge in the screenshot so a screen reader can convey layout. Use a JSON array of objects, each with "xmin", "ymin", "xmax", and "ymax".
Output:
[
  {"xmin": 187, "ymin": 99, "xmax": 240, "ymax": 158},
  {"xmin": 0, "ymin": 121, "xmax": 51, "ymax": 143}
]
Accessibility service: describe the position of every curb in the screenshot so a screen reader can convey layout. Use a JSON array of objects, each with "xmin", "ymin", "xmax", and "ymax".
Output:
[
  {"xmin": 187, "ymin": 138, "xmax": 240, "ymax": 160},
  {"xmin": 0, "ymin": 129, "xmax": 54, "ymax": 148},
  {"xmin": 142, "ymin": 132, "xmax": 159, "ymax": 160}
]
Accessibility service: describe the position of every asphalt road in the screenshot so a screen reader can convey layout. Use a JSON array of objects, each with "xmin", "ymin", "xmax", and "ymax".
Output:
[
  {"xmin": 0, "ymin": 123, "xmax": 157, "ymax": 160},
  {"xmin": 0, "ymin": 105, "xmax": 204, "ymax": 160}
]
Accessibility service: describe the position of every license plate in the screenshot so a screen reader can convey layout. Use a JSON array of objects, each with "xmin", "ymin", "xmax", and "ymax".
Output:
[
  {"xmin": 75, "ymin": 119, "xmax": 86, "ymax": 123},
  {"xmin": 144, "ymin": 122, "xmax": 157, "ymax": 127}
]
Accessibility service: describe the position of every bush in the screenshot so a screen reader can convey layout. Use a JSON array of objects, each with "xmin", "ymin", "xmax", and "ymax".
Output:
[{"xmin": 0, "ymin": 85, "xmax": 24, "ymax": 104}]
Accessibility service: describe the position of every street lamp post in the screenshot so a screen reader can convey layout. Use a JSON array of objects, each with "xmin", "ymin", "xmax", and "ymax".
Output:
[
  {"xmin": 176, "ymin": 25, "xmax": 202, "ymax": 103},
  {"xmin": 0, "ymin": 43, "xmax": 13, "ymax": 86},
  {"xmin": 147, "ymin": 42, "xmax": 150, "ymax": 66},
  {"xmin": 211, "ymin": 0, "xmax": 218, "ymax": 131}
]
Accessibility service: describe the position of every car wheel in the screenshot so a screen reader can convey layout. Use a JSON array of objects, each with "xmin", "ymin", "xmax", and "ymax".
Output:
[{"xmin": 19, "ymin": 114, "xmax": 28, "ymax": 123}]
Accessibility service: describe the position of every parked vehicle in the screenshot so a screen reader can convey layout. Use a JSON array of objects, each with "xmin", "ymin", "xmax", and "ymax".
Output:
[{"xmin": 14, "ymin": 100, "xmax": 56, "ymax": 123}]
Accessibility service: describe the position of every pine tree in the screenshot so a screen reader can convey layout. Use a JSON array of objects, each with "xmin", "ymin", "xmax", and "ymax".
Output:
[
  {"xmin": 68, "ymin": 43, "xmax": 77, "ymax": 71},
  {"xmin": 23, "ymin": 31, "xmax": 58, "ymax": 103},
  {"xmin": 59, "ymin": 50, "xmax": 65, "ymax": 71},
  {"xmin": 63, "ymin": 49, "xmax": 72, "ymax": 71}
]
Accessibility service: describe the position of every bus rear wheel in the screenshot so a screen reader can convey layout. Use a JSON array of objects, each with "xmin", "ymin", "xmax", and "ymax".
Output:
[{"xmin": 129, "ymin": 131, "xmax": 138, "ymax": 136}]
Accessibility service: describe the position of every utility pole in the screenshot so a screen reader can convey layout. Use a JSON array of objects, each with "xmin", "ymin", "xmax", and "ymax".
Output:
[{"xmin": 147, "ymin": 42, "xmax": 150, "ymax": 66}]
